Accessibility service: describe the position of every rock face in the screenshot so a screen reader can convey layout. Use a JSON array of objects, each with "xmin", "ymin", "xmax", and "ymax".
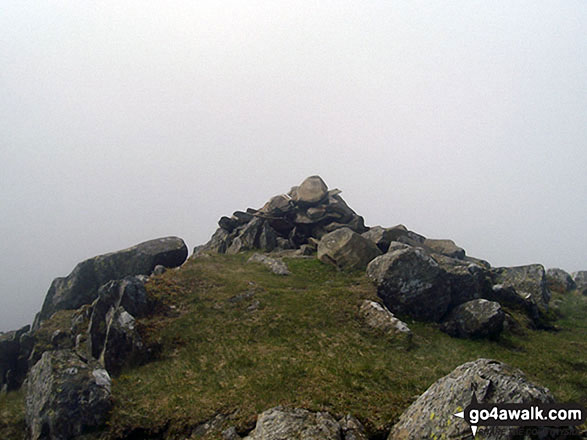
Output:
[
  {"xmin": 25, "ymin": 349, "xmax": 112, "ymax": 440},
  {"xmin": 318, "ymin": 228, "xmax": 382, "ymax": 271},
  {"xmin": 200, "ymin": 176, "xmax": 368, "ymax": 255},
  {"xmin": 88, "ymin": 276, "xmax": 149, "ymax": 375},
  {"xmin": 440, "ymin": 299, "xmax": 505, "ymax": 339},
  {"xmin": 491, "ymin": 264, "xmax": 551, "ymax": 313},
  {"xmin": 244, "ymin": 407, "xmax": 341, "ymax": 440},
  {"xmin": 546, "ymin": 268, "xmax": 576, "ymax": 292},
  {"xmin": 247, "ymin": 254, "xmax": 291, "ymax": 275},
  {"xmin": 359, "ymin": 300, "xmax": 412, "ymax": 345},
  {"xmin": 572, "ymin": 271, "xmax": 587, "ymax": 295},
  {"xmin": 388, "ymin": 359, "xmax": 555, "ymax": 440},
  {"xmin": 0, "ymin": 325, "xmax": 31, "ymax": 392},
  {"xmin": 34, "ymin": 237, "xmax": 188, "ymax": 329}
]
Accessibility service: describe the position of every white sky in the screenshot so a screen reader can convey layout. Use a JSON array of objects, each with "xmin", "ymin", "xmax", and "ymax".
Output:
[{"xmin": 1, "ymin": 1, "xmax": 586, "ymax": 331}]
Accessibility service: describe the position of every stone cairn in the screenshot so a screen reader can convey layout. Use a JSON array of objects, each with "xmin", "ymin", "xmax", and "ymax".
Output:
[{"xmin": 200, "ymin": 176, "xmax": 368, "ymax": 255}]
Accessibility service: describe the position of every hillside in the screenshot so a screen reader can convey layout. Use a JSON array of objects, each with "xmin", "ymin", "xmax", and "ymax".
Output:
[
  {"xmin": 2, "ymin": 252, "xmax": 586, "ymax": 439},
  {"xmin": 1, "ymin": 176, "xmax": 586, "ymax": 440}
]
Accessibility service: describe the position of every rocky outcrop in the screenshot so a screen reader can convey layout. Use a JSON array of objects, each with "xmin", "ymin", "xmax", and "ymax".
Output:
[
  {"xmin": 200, "ymin": 176, "xmax": 368, "ymax": 255},
  {"xmin": 247, "ymin": 254, "xmax": 291, "ymax": 275},
  {"xmin": 359, "ymin": 300, "xmax": 412, "ymax": 345},
  {"xmin": 34, "ymin": 237, "xmax": 188, "ymax": 329},
  {"xmin": 572, "ymin": 271, "xmax": 587, "ymax": 295},
  {"xmin": 88, "ymin": 276, "xmax": 149, "ymax": 375},
  {"xmin": 361, "ymin": 225, "xmax": 410, "ymax": 253},
  {"xmin": 440, "ymin": 299, "xmax": 505, "ymax": 339},
  {"xmin": 366, "ymin": 247, "xmax": 491, "ymax": 322},
  {"xmin": 0, "ymin": 325, "xmax": 31, "ymax": 392},
  {"xmin": 101, "ymin": 306, "xmax": 144, "ymax": 375},
  {"xmin": 25, "ymin": 349, "xmax": 112, "ymax": 440},
  {"xmin": 318, "ymin": 228, "xmax": 382, "ymax": 271},
  {"xmin": 242, "ymin": 407, "xmax": 368, "ymax": 440},
  {"xmin": 491, "ymin": 264, "xmax": 551, "ymax": 313},
  {"xmin": 546, "ymin": 268, "xmax": 576, "ymax": 292},
  {"xmin": 388, "ymin": 359, "xmax": 556, "ymax": 440}
]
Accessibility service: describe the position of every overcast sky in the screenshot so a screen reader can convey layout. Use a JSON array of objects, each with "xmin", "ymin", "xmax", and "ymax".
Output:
[{"xmin": 1, "ymin": 1, "xmax": 586, "ymax": 331}]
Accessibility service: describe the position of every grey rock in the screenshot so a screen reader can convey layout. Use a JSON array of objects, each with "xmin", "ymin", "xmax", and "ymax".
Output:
[
  {"xmin": 244, "ymin": 406, "xmax": 341, "ymax": 440},
  {"xmin": 388, "ymin": 359, "xmax": 555, "ymax": 440},
  {"xmin": 233, "ymin": 211, "xmax": 254, "ymax": 225},
  {"xmin": 258, "ymin": 221, "xmax": 278, "ymax": 252},
  {"xmin": 88, "ymin": 276, "xmax": 148, "ymax": 362},
  {"xmin": 248, "ymin": 254, "xmax": 290, "ymax": 276},
  {"xmin": 227, "ymin": 217, "xmax": 265, "ymax": 254},
  {"xmin": 318, "ymin": 228, "xmax": 382, "ymax": 271},
  {"xmin": 34, "ymin": 236, "xmax": 187, "ymax": 329},
  {"xmin": 259, "ymin": 194, "xmax": 294, "ymax": 216},
  {"xmin": 339, "ymin": 415, "xmax": 368, "ymax": 440},
  {"xmin": 0, "ymin": 325, "xmax": 30, "ymax": 391},
  {"xmin": 366, "ymin": 248, "xmax": 450, "ymax": 322},
  {"xmin": 423, "ymin": 238, "xmax": 466, "ymax": 259},
  {"xmin": 101, "ymin": 306, "xmax": 144, "ymax": 376},
  {"xmin": 25, "ymin": 349, "xmax": 112, "ymax": 440},
  {"xmin": 491, "ymin": 264, "xmax": 551, "ymax": 313},
  {"xmin": 290, "ymin": 175, "xmax": 328, "ymax": 205},
  {"xmin": 152, "ymin": 264, "xmax": 167, "ymax": 276},
  {"xmin": 219, "ymin": 216, "xmax": 238, "ymax": 232},
  {"xmin": 572, "ymin": 270, "xmax": 587, "ymax": 295},
  {"xmin": 223, "ymin": 426, "xmax": 242, "ymax": 440},
  {"xmin": 546, "ymin": 268, "xmax": 576, "ymax": 292},
  {"xmin": 362, "ymin": 226, "xmax": 395, "ymax": 252},
  {"xmin": 440, "ymin": 299, "xmax": 505, "ymax": 339},
  {"xmin": 359, "ymin": 300, "xmax": 412, "ymax": 345}
]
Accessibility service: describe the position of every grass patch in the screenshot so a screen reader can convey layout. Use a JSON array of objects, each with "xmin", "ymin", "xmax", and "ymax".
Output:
[
  {"xmin": 0, "ymin": 390, "xmax": 26, "ymax": 440},
  {"xmin": 106, "ymin": 254, "xmax": 587, "ymax": 438},
  {"xmin": 2, "ymin": 254, "xmax": 586, "ymax": 439}
]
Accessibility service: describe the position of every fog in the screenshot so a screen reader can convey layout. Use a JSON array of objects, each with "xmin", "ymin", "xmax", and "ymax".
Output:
[{"xmin": 1, "ymin": 1, "xmax": 586, "ymax": 331}]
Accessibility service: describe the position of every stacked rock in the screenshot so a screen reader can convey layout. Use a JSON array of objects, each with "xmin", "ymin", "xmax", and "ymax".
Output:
[{"xmin": 201, "ymin": 176, "xmax": 368, "ymax": 254}]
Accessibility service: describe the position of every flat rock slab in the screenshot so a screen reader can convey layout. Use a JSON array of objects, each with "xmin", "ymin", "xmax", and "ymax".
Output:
[
  {"xmin": 25, "ymin": 349, "xmax": 112, "ymax": 440},
  {"xmin": 34, "ymin": 236, "xmax": 187, "ymax": 329},
  {"xmin": 248, "ymin": 253, "xmax": 291, "ymax": 275},
  {"xmin": 359, "ymin": 300, "xmax": 412, "ymax": 345}
]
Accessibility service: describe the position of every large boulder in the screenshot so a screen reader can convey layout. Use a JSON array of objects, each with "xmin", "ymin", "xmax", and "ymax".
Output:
[
  {"xmin": 244, "ymin": 407, "xmax": 341, "ymax": 440},
  {"xmin": 572, "ymin": 271, "xmax": 587, "ymax": 295},
  {"xmin": 491, "ymin": 264, "xmax": 551, "ymax": 313},
  {"xmin": 0, "ymin": 325, "xmax": 31, "ymax": 392},
  {"xmin": 367, "ymin": 247, "xmax": 492, "ymax": 322},
  {"xmin": 318, "ymin": 228, "xmax": 382, "ymax": 271},
  {"xmin": 546, "ymin": 268, "xmax": 576, "ymax": 293},
  {"xmin": 361, "ymin": 225, "xmax": 409, "ymax": 253},
  {"xmin": 388, "ymin": 359, "xmax": 556, "ymax": 440},
  {"xmin": 440, "ymin": 299, "xmax": 505, "ymax": 339},
  {"xmin": 359, "ymin": 300, "xmax": 412, "ymax": 345},
  {"xmin": 25, "ymin": 349, "xmax": 112, "ymax": 440},
  {"xmin": 290, "ymin": 175, "xmax": 329, "ymax": 205},
  {"xmin": 366, "ymin": 248, "xmax": 449, "ymax": 322},
  {"xmin": 422, "ymin": 238, "xmax": 465, "ymax": 259},
  {"xmin": 34, "ymin": 237, "xmax": 187, "ymax": 329}
]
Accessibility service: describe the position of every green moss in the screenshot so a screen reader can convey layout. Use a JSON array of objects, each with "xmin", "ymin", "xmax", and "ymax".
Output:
[{"xmin": 0, "ymin": 390, "xmax": 26, "ymax": 440}]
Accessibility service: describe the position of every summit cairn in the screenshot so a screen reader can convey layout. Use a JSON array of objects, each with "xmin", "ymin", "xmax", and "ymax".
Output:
[{"xmin": 199, "ymin": 176, "xmax": 368, "ymax": 254}]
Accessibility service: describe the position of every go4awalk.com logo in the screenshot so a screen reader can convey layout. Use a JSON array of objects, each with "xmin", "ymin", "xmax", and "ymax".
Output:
[{"xmin": 453, "ymin": 396, "xmax": 585, "ymax": 437}]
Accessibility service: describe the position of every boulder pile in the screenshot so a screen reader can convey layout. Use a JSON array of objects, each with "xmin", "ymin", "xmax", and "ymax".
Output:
[{"xmin": 199, "ymin": 176, "xmax": 368, "ymax": 255}]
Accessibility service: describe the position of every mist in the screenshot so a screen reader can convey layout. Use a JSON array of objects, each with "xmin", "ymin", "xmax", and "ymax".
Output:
[{"xmin": 1, "ymin": 1, "xmax": 586, "ymax": 331}]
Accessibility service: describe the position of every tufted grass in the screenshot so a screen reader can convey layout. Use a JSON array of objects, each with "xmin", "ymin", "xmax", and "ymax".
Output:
[{"xmin": 1, "ymin": 253, "xmax": 585, "ymax": 439}]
